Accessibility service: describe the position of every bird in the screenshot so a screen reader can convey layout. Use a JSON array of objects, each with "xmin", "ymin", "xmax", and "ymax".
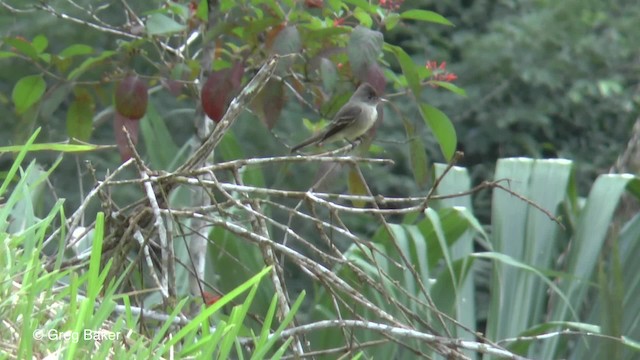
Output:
[{"xmin": 290, "ymin": 83, "xmax": 386, "ymax": 153}]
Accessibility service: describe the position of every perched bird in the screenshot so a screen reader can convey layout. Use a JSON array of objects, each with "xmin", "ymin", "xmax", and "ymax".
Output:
[{"xmin": 291, "ymin": 83, "xmax": 385, "ymax": 152}]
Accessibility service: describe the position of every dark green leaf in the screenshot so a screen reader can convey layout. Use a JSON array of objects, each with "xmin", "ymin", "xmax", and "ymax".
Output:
[
  {"xmin": 347, "ymin": 26, "xmax": 383, "ymax": 80},
  {"xmin": 400, "ymin": 9, "xmax": 453, "ymax": 26},
  {"xmin": 40, "ymin": 83, "xmax": 72, "ymax": 120},
  {"xmin": 66, "ymin": 96, "xmax": 94, "ymax": 142},
  {"xmin": 403, "ymin": 119, "xmax": 429, "ymax": 188},
  {"xmin": 272, "ymin": 26, "xmax": 302, "ymax": 54},
  {"xmin": 12, "ymin": 74, "xmax": 46, "ymax": 114},
  {"xmin": 140, "ymin": 103, "xmax": 179, "ymax": 170},
  {"xmin": 419, "ymin": 103, "xmax": 457, "ymax": 161},
  {"xmin": 320, "ymin": 58, "xmax": 338, "ymax": 92}
]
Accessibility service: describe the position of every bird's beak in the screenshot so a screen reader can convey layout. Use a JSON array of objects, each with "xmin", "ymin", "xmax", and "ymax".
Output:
[{"xmin": 379, "ymin": 97, "xmax": 389, "ymax": 103}]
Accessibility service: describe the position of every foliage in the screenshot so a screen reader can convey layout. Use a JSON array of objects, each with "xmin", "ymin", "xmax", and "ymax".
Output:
[
  {"xmin": 1, "ymin": 0, "xmax": 640, "ymax": 359},
  {"xmin": 0, "ymin": 130, "xmax": 302, "ymax": 359},
  {"xmin": 427, "ymin": 0, "xmax": 640, "ymax": 192}
]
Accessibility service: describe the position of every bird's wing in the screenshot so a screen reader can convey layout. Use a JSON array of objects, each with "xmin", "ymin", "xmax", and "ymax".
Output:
[{"xmin": 320, "ymin": 105, "xmax": 363, "ymax": 141}]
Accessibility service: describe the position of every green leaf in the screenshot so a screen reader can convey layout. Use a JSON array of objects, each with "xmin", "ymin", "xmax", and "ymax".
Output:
[
  {"xmin": 384, "ymin": 13, "xmax": 401, "ymax": 30},
  {"xmin": 66, "ymin": 95, "xmax": 94, "ymax": 142},
  {"xmin": 387, "ymin": 45, "xmax": 420, "ymax": 98},
  {"xmin": 353, "ymin": 7, "xmax": 373, "ymax": 27},
  {"xmin": 12, "ymin": 74, "xmax": 46, "ymax": 114},
  {"xmin": 146, "ymin": 13, "xmax": 186, "ymax": 35},
  {"xmin": 431, "ymin": 81, "xmax": 466, "ymax": 96},
  {"xmin": 418, "ymin": 103, "xmax": 457, "ymax": 161},
  {"xmin": 140, "ymin": 103, "xmax": 179, "ymax": 170},
  {"xmin": 271, "ymin": 26, "xmax": 302, "ymax": 54},
  {"xmin": 343, "ymin": 0, "xmax": 376, "ymax": 13},
  {"xmin": 4, "ymin": 37, "xmax": 38, "ymax": 59},
  {"xmin": 0, "ymin": 128, "xmax": 40, "ymax": 197},
  {"xmin": 347, "ymin": 168, "xmax": 367, "ymax": 207},
  {"xmin": 196, "ymin": 0, "xmax": 208, "ymax": 21},
  {"xmin": 67, "ymin": 51, "xmax": 116, "ymax": 80},
  {"xmin": 40, "ymin": 83, "xmax": 73, "ymax": 119},
  {"xmin": 403, "ymin": 119, "xmax": 429, "ymax": 188},
  {"xmin": 0, "ymin": 142, "xmax": 99, "ymax": 153},
  {"xmin": 59, "ymin": 44, "xmax": 94, "ymax": 58},
  {"xmin": 400, "ymin": 9, "xmax": 453, "ymax": 26},
  {"xmin": 31, "ymin": 35, "xmax": 48, "ymax": 53},
  {"xmin": 271, "ymin": 26, "xmax": 301, "ymax": 75},
  {"xmin": 0, "ymin": 51, "xmax": 17, "ymax": 59}
]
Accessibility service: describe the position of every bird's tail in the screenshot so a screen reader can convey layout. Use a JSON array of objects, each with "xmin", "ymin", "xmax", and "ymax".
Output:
[{"xmin": 290, "ymin": 133, "xmax": 323, "ymax": 153}]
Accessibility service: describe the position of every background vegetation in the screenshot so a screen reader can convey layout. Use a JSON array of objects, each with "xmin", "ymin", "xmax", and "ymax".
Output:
[{"xmin": 1, "ymin": 0, "xmax": 639, "ymax": 359}]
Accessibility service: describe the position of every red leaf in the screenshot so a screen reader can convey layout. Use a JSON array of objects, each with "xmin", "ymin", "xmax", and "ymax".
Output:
[
  {"xmin": 305, "ymin": 0, "xmax": 324, "ymax": 8},
  {"xmin": 265, "ymin": 23, "xmax": 286, "ymax": 50},
  {"xmin": 113, "ymin": 113, "xmax": 140, "ymax": 161},
  {"xmin": 361, "ymin": 63, "xmax": 386, "ymax": 95},
  {"xmin": 203, "ymin": 291, "xmax": 222, "ymax": 306},
  {"xmin": 200, "ymin": 62, "xmax": 244, "ymax": 122},
  {"xmin": 114, "ymin": 74, "xmax": 148, "ymax": 120}
]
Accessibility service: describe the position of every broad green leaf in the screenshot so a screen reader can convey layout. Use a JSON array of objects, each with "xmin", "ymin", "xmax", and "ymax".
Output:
[
  {"xmin": 487, "ymin": 158, "xmax": 573, "ymax": 349},
  {"xmin": 140, "ymin": 103, "xmax": 179, "ymax": 170},
  {"xmin": 67, "ymin": 51, "xmax": 116, "ymax": 80},
  {"xmin": 66, "ymin": 94, "xmax": 94, "ymax": 142},
  {"xmin": 400, "ymin": 9, "xmax": 453, "ymax": 26},
  {"xmin": 540, "ymin": 173, "xmax": 640, "ymax": 360},
  {"xmin": 403, "ymin": 118, "xmax": 429, "ymax": 187},
  {"xmin": 59, "ymin": 44, "xmax": 93, "ymax": 58},
  {"xmin": 386, "ymin": 45, "xmax": 420, "ymax": 97},
  {"xmin": 4, "ymin": 37, "xmax": 38, "ymax": 59},
  {"xmin": 418, "ymin": 103, "xmax": 457, "ymax": 161},
  {"xmin": 353, "ymin": 7, "xmax": 373, "ymax": 27},
  {"xmin": 196, "ymin": 0, "xmax": 208, "ymax": 21},
  {"xmin": 146, "ymin": 13, "xmax": 186, "ymax": 35},
  {"xmin": 12, "ymin": 74, "xmax": 46, "ymax": 114},
  {"xmin": 31, "ymin": 35, "xmax": 48, "ymax": 53},
  {"xmin": 384, "ymin": 13, "xmax": 401, "ymax": 30}
]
